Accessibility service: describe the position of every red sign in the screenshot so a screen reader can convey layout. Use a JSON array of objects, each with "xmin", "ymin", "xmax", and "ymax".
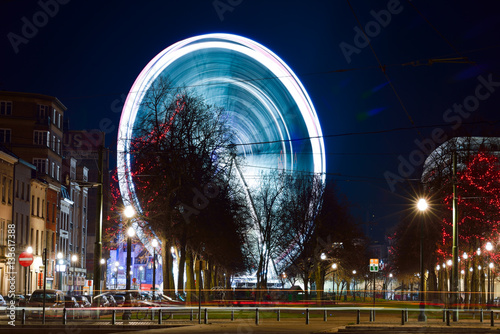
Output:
[{"xmin": 19, "ymin": 252, "xmax": 34, "ymax": 267}]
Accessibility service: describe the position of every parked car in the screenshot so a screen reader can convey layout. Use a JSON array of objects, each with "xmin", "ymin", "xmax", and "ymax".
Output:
[
  {"xmin": 3, "ymin": 294, "xmax": 27, "ymax": 307},
  {"xmin": 27, "ymin": 289, "xmax": 65, "ymax": 318},
  {"xmin": 73, "ymin": 295, "xmax": 91, "ymax": 308},
  {"xmin": 110, "ymin": 294, "xmax": 125, "ymax": 306},
  {"xmin": 0, "ymin": 294, "xmax": 7, "ymax": 307},
  {"xmin": 64, "ymin": 296, "xmax": 81, "ymax": 319}
]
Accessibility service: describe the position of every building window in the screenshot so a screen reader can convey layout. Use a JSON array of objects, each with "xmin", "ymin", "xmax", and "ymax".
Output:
[
  {"xmin": 34, "ymin": 130, "xmax": 49, "ymax": 147},
  {"xmin": 31, "ymin": 195, "xmax": 35, "ymax": 215},
  {"xmin": 1, "ymin": 176, "xmax": 5, "ymax": 203},
  {"xmin": 0, "ymin": 101, "xmax": 12, "ymax": 115},
  {"xmin": 0, "ymin": 220, "xmax": 4, "ymax": 247},
  {"xmin": 36, "ymin": 230, "xmax": 39, "ymax": 255},
  {"xmin": 56, "ymin": 165, "xmax": 60, "ymax": 181},
  {"xmin": 20, "ymin": 215, "xmax": 24, "ymax": 245},
  {"xmin": 21, "ymin": 181, "xmax": 24, "ymax": 200},
  {"xmin": 33, "ymin": 158, "xmax": 48, "ymax": 174},
  {"xmin": 8, "ymin": 178, "xmax": 12, "ymax": 204},
  {"xmin": 38, "ymin": 104, "xmax": 48, "ymax": 120},
  {"xmin": 53, "ymin": 109, "xmax": 57, "ymax": 124},
  {"xmin": 58, "ymin": 113, "xmax": 62, "ymax": 128},
  {"xmin": 57, "ymin": 138, "xmax": 61, "ymax": 155},
  {"xmin": 0, "ymin": 129, "xmax": 11, "ymax": 143},
  {"xmin": 51, "ymin": 161, "xmax": 55, "ymax": 178},
  {"xmin": 37, "ymin": 197, "xmax": 40, "ymax": 216}
]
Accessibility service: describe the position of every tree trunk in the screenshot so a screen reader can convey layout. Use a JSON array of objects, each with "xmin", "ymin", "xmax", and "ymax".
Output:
[
  {"xmin": 203, "ymin": 261, "xmax": 210, "ymax": 302},
  {"xmin": 161, "ymin": 237, "xmax": 175, "ymax": 297},
  {"xmin": 177, "ymin": 231, "xmax": 187, "ymax": 296},
  {"xmin": 185, "ymin": 249, "xmax": 194, "ymax": 303}
]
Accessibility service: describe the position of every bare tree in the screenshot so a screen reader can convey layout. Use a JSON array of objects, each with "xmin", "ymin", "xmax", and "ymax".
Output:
[{"xmin": 126, "ymin": 77, "xmax": 247, "ymax": 297}]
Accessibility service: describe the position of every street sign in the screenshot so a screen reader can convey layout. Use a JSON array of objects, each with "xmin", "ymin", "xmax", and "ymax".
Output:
[
  {"xmin": 19, "ymin": 252, "xmax": 34, "ymax": 267},
  {"xmin": 370, "ymin": 258, "xmax": 379, "ymax": 272}
]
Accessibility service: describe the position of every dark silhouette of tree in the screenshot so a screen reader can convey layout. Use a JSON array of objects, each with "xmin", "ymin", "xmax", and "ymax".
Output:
[{"xmin": 125, "ymin": 77, "xmax": 248, "ymax": 297}]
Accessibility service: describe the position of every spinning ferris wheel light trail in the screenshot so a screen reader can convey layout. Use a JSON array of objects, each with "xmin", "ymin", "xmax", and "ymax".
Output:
[{"xmin": 117, "ymin": 33, "xmax": 326, "ymax": 272}]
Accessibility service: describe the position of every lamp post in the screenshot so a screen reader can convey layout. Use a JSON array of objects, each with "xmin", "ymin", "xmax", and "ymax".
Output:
[
  {"xmin": 138, "ymin": 266, "xmax": 143, "ymax": 290},
  {"xmin": 486, "ymin": 242, "xmax": 493, "ymax": 307},
  {"xmin": 26, "ymin": 246, "xmax": 33, "ymax": 296},
  {"xmin": 151, "ymin": 238, "xmax": 158, "ymax": 301},
  {"xmin": 417, "ymin": 198, "xmax": 428, "ymax": 322},
  {"xmin": 100, "ymin": 258, "xmax": 106, "ymax": 291},
  {"xmin": 352, "ymin": 270, "xmax": 357, "ymax": 301},
  {"xmin": 332, "ymin": 263, "xmax": 338, "ymax": 300},
  {"xmin": 71, "ymin": 254, "xmax": 78, "ymax": 295},
  {"xmin": 123, "ymin": 205, "xmax": 135, "ymax": 321},
  {"xmin": 56, "ymin": 252, "xmax": 66, "ymax": 291}
]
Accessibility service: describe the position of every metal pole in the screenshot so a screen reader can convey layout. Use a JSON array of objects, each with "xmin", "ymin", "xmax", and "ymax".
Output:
[
  {"xmin": 122, "ymin": 230, "xmax": 132, "ymax": 320},
  {"xmin": 418, "ymin": 212, "xmax": 427, "ymax": 321},
  {"xmin": 42, "ymin": 248, "xmax": 47, "ymax": 324},
  {"xmin": 452, "ymin": 151, "xmax": 459, "ymax": 321},
  {"xmin": 198, "ymin": 262, "xmax": 202, "ymax": 324},
  {"xmin": 93, "ymin": 145, "xmax": 104, "ymax": 299},
  {"xmin": 152, "ymin": 248, "xmax": 156, "ymax": 301},
  {"xmin": 25, "ymin": 266, "xmax": 27, "ymax": 297}
]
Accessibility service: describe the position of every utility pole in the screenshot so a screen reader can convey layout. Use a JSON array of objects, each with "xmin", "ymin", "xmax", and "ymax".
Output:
[{"xmin": 93, "ymin": 145, "xmax": 104, "ymax": 298}]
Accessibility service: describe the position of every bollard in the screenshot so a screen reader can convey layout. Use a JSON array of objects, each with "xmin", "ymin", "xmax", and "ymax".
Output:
[
  {"xmin": 306, "ymin": 308, "xmax": 309, "ymax": 325},
  {"xmin": 112, "ymin": 310, "xmax": 116, "ymax": 325},
  {"xmin": 277, "ymin": 309, "xmax": 280, "ymax": 322},
  {"xmin": 446, "ymin": 310, "xmax": 450, "ymax": 326},
  {"xmin": 190, "ymin": 309, "xmax": 193, "ymax": 321},
  {"xmin": 204, "ymin": 308, "xmax": 208, "ymax": 324},
  {"xmin": 22, "ymin": 309, "xmax": 25, "ymax": 325},
  {"xmin": 481, "ymin": 309, "xmax": 484, "ymax": 323},
  {"xmin": 158, "ymin": 309, "xmax": 162, "ymax": 325},
  {"xmin": 491, "ymin": 311, "xmax": 495, "ymax": 327},
  {"xmin": 255, "ymin": 308, "xmax": 259, "ymax": 325},
  {"xmin": 356, "ymin": 310, "xmax": 360, "ymax": 324},
  {"xmin": 63, "ymin": 308, "xmax": 67, "ymax": 325},
  {"xmin": 369, "ymin": 310, "xmax": 373, "ymax": 322},
  {"xmin": 324, "ymin": 309, "xmax": 327, "ymax": 322},
  {"xmin": 401, "ymin": 310, "xmax": 405, "ymax": 325}
]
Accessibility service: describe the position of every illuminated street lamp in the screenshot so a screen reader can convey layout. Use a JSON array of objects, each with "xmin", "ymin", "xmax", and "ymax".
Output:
[
  {"xmin": 151, "ymin": 238, "xmax": 158, "ymax": 301},
  {"xmin": 417, "ymin": 198, "xmax": 428, "ymax": 322},
  {"xmin": 71, "ymin": 255, "xmax": 78, "ymax": 295},
  {"xmin": 352, "ymin": 270, "xmax": 357, "ymax": 301},
  {"xmin": 486, "ymin": 242, "xmax": 493, "ymax": 306},
  {"xmin": 332, "ymin": 263, "xmax": 338, "ymax": 300},
  {"xmin": 56, "ymin": 252, "xmax": 66, "ymax": 291}
]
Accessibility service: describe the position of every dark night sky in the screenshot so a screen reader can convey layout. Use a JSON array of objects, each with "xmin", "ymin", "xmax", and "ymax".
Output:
[{"xmin": 2, "ymin": 0, "xmax": 500, "ymax": 240}]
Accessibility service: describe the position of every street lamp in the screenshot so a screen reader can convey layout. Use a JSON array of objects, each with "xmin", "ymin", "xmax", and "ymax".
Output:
[
  {"xmin": 123, "ymin": 205, "xmax": 135, "ymax": 321},
  {"xmin": 56, "ymin": 252, "xmax": 66, "ymax": 291},
  {"xmin": 417, "ymin": 198, "xmax": 428, "ymax": 322},
  {"xmin": 100, "ymin": 258, "xmax": 106, "ymax": 291},
  {"xmin": 138, "ymin": 266, "xmax": 143, "ymax": 289},
  {"xmin": 352, "ymin": 270, "xmax": 357, "ymax": 301},
  {"xmin": 332, "ymin": 263, "xmax": 338, "ymax": 300},
  {"xmin": 71, "ymin": 255, "xmax": 78, "ymax": 295},
  {"xmin": 26, "ymin": 246, "xmax": 33, "ymax": 295},
  {"xmin": 151, "ymin": 238, "xmax": 158, "ymax": 301},
  {"xmin": 486, "ymin": 242, "xmax": 493, "ymax": 307}
]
